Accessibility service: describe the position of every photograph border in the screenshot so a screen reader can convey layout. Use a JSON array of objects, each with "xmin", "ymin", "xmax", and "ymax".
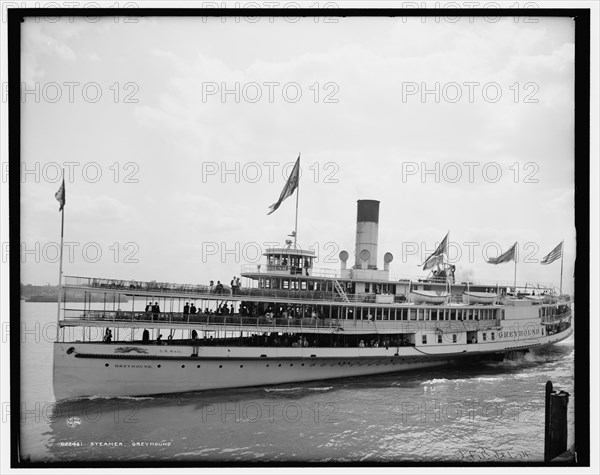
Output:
[{"xmin": 7, "ymin": 6, "xmax": 591, "ymax": 468}]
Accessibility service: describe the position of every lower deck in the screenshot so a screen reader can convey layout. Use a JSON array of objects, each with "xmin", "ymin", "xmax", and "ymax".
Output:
[{"xmin": 52, "ymin": 323, "xmax": 572, "ymax": 400}]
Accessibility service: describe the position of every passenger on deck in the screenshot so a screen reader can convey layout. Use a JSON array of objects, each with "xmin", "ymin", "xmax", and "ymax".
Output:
[
  {"xmin": 145, "ymin": 303, "xmax": 152, "ymax": 314},
  {"xmin": 183, "ymin": 302, "xmax": 190, "ymax": 314},
  {"xmin": 471, "ymin": 337, "xmax": 476, "ymax": 343},
  {"xmin": 103, "ymin": 328, "xmax": 112, "ymax": 343},
  {"xmin": 190, "ymin": 303, "xmax": 197, "ymax": 314},
  {"xmin": 156, "ymin": 334, "xmax": 163, "ymax": 345},
  {"xmin": 216, "ymin": 281, "xmax": 224, "ymax": 294},
  {"xmin": 209, "ymin": 280, "xmax": 215, "ymax": 293},
  {"xmin": 142, "ymin": 329, "xmax": 150, "ymax": 343},
  {"xmin": 153, "ymin": 302, "xmax": 160, "ymax": 315}
]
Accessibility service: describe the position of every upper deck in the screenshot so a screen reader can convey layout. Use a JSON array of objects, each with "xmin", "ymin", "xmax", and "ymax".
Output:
[{"xmin": 62, "ymin": 275, "xmax": 564, "ymax": 308}]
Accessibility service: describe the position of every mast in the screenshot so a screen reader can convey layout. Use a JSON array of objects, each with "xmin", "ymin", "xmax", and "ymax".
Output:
[
  {"xmin": 559, "ymin": 239, "xmax": 564, "ymax": 295},
  {"xmin": 513, "ymin": 241, "xmax": 518, "ymax": 293},
  {"xmin": 56, "ymin": 171, "xmax": 65, "ymax": 340},
  {"xmin": 446, "ymin": 230, "xmax": 450, "ymax": 300},
  {"xmin": 294, "ymin": 153, "xmax": 300, "ymax": 249}
]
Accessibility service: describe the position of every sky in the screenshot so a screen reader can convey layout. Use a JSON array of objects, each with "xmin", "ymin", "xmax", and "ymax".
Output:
[{"xmin": 15, "ymin": 12, "xmax": 579, "ymax": 294}]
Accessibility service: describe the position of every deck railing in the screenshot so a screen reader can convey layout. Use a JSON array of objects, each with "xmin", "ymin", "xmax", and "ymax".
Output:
[
  {"xmin": 61, "ymin": 308, "xmax": 506, "ymax": 333},
  {"xmin": 63, "ymin": 308, "xmax": 342, "ymax": 329}
]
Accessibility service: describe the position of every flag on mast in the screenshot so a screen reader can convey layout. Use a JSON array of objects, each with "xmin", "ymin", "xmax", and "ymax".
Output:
[
  {"xmin": 540, "ymin": 242, "xmax": 563, "ymax": 265},
  {"xmin": 267, "ymin": 155, "xmax": 300, "ymax": 215},
  {"xmin": 486, "ymin": 242, "xmax": 517, "ymax": 264},
  {"xmin": 55, "ymin": 178, "xmax": 65, "ymax": 211},
  {"xmin": 421, "ymin": 232, "xmax": 449, "ymax": 270}
]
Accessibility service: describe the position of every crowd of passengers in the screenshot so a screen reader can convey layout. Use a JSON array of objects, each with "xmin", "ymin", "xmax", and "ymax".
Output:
[
  {"xmin": 141, "ymin": 301, "xmax": 331, "ymax": 319},
  {"xmin": 106, "ymin": 329, "xmax": 415, "ymax": 348}
]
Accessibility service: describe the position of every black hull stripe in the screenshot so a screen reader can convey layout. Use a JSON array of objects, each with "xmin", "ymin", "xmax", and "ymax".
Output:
[{"xmin": 73, "ymin": 353, "xmax": 447, "ymax": 362}]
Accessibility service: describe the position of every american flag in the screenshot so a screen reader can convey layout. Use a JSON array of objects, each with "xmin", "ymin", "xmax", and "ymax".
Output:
[
  {"xmin": 267, "ymin": 155, "xmax": 300, "ymax": 215},
  {"xmin": 541, "ymin": 242, "xmax": 563, "ymax": 265},
  {"xmin": 55, "ymin": 178, "xmax": 65, "ymax": 212},
  {"xmin": 486, "ymin": 242, "xmax": 517, "ymax": 265}
]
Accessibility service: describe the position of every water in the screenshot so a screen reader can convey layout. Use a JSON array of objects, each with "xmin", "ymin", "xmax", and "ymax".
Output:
[{"xmin": 20, "ymin": 302, "xmax": 575, "ymax": 462}]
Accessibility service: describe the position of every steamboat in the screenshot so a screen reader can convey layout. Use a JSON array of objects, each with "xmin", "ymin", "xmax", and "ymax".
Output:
[{"xmin": 52, "ymin": 200, "xmax": 572, "ymax": 400}]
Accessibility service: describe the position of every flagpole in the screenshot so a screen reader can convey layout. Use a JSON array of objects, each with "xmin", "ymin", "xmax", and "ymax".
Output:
[
  {"xmin": 559, "ymin": 239, "xmax": 564, "ymax": 295},
  {"xmin": 446, "ymin": 230, "xmax": 451, "ymax": 299},
  {"xmin": 513, "ymin": 242, "xmax": 518, "ymax": 293},
  {"xmin": 294, "ymin": 153, "xmax": 300, "ymax": 249},
  {"xmin": 56, "ymin": 171, "xmax": 65, "ymax": 340}
]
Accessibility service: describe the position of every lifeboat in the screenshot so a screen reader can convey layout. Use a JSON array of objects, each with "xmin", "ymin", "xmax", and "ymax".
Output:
[
  {"xmin": 462, "ymin": 291, "xmax": 497, "ymax": 305},
  {"xmin": 410, "ymin": 290, "xmax": 449, "ymax": 304}
]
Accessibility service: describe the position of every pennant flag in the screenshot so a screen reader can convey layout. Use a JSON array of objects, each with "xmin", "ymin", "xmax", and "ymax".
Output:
[
  {"xmin": 55, "ymin": 178, "xmax": 65, "ymax": 212},
  {"xmin": 486, "ymin": 242, "xmax": 517, "ymax": 265},
  {"xmin": 541, "ymin": 242, "xmax": 562, "ymax": 265},
  {"xmin": 422, "ymin": 232, "xmax": 449, "ymax": 270},
  {"xmin": 267, "ymin": 155, "xmax": 299, "ymax": 215}
]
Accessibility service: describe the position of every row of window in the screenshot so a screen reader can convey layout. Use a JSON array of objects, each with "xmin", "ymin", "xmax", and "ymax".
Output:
[
  {"xmin": 539, "ymin": 306, "xmax": 569, "ymax": 317},
  {"xmin": 260, "ymin": 278, "xmax": 398, "ymax": 294},
  {"xmin": 351, "ymin": 307, "xmax": 500, "ymax": 321},
  {"xmin": 421, "ymin": 331, "xmax": 497, "ymax": 344}
]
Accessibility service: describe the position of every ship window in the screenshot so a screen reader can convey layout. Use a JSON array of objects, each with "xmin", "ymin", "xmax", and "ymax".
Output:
[
  {"xmin": 483, "ymin": 333, "xmax": 487, "ymax": 341},
  {"xmin": 418, "ymin": 309, "xmax": 424, "ymax": 321},
  {"xmin": 437, "ymin": 334, "xmax": 442, "ymax": 343},
  {"xmin": 491, "ymin": 332, "xmax": 495, "ymax": 340},
  {"xmin": 452, "ymin": 334, "xmax": 457, "ymax": 343},
  {"xmin": 422, "ymin": 335, "xmax": 427, "ymax": 344},
  {"xmin": 450, "ymin": 310, "xmax": 456, "ymax": 321},
  {"xmin": 301, "ymin": 281, "xmax": 307, "ymax": 290},
  {"xmin": 410, "ymin": 309, "xmax": 417, "ymax": 320},
  {"xmin": 283, "ymin": 280, "xmax": 289, "ymax": 290}
]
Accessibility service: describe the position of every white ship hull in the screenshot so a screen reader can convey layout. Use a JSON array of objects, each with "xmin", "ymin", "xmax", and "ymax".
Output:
[{"xmin": 53, "ymin": 325, "xmax": 572, "ymax": 400}]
